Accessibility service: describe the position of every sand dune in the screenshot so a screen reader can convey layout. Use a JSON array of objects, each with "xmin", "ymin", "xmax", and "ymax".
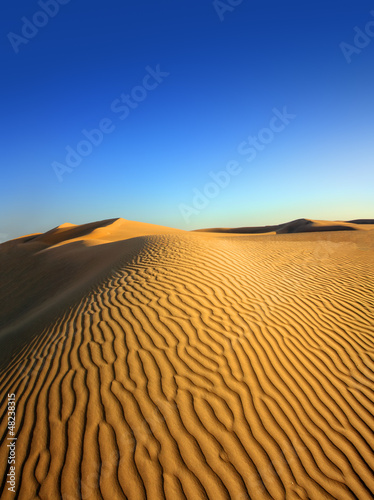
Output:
[
  {"xmin": 0, "ymin": 219, "xmax": 185, "ymax": 336},
  {"xmin": 0, "ymin": 219, "xmax": 374, "ymax": 499},
  {"xmin": 194, "ymin": 218, "xmax": 374, "ymax": 234}
]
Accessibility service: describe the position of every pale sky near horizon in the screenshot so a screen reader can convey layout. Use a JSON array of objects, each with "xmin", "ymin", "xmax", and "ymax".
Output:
[{"xmin": 1, "ymin": 0, "xmax": 374, "ymax": 240}]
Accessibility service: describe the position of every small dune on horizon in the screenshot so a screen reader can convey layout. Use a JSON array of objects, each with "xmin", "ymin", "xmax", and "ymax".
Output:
[
  {"xmin": 193, "ymin": 217, "xmax": 374, "ymax": 234},
  {"xmin": 0, "ymin": 217, "xmax": 374, "ymax": 499}
]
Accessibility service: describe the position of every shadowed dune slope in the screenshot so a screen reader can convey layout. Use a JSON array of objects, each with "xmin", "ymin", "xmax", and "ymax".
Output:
[{"xmin": 0, "ymin": 221, "xmax": 374, "ymax": 499}]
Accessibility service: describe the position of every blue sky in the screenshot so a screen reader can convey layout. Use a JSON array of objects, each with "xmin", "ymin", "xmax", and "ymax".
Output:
[{"xmin": 1, "ymin": 0, "xmax": 374, "ymax": 239}]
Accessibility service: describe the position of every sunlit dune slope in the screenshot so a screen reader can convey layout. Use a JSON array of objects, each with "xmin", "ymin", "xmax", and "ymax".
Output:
[{"xmin": 0, "ymin": 219, "xmax": 374, "ymax": 499}]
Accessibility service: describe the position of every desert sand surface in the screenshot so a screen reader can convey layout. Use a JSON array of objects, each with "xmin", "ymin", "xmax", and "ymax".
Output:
[{"xmin": 0, "ymin": 218, "xmax": 373, "ymax": 499}]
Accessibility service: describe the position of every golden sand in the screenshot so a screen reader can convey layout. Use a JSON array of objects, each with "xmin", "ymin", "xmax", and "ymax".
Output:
[{"xmin": 0, "ymin": 218, "xmax": 373, "ymax": 499}]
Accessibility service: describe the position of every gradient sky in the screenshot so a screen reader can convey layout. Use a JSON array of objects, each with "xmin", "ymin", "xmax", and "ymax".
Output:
[{"xmin": 1, "ymin": 0, "xmax": 374, "ymax": 239}]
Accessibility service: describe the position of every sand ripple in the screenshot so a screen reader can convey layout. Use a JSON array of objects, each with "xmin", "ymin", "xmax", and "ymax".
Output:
[{"xmin": 1, "ymin": 232, "xmax": 374, "ymax": 499}]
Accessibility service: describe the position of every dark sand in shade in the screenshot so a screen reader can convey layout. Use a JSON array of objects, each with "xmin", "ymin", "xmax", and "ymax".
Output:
[{"xmin": 0, "ymin": 218, "xmax": 373, "ymax": 499}]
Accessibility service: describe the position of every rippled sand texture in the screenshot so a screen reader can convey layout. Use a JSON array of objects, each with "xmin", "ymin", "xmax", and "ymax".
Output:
[{"xmin": 1, "ymin": 225, "xmax": 374, "ymax": 499}]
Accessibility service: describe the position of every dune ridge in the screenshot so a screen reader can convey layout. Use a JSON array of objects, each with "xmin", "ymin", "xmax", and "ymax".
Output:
[{"xmin": 0, "ymin": 219, "xmax": 374, "ymax": 499}]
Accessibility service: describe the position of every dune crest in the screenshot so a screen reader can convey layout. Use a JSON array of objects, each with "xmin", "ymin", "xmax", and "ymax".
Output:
[{"xmin": 0, "ymin": 219, "xmax": 373, "ymax": 499}]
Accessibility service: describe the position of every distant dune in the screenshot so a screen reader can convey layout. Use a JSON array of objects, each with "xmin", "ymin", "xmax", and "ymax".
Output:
[
  {"xmin": 0, "ymin": 218, "xmax": 373, "ymax": 499},
  {"xmin": 193, "ymin": 217, "xmax": 374, "ymax": 234}
]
